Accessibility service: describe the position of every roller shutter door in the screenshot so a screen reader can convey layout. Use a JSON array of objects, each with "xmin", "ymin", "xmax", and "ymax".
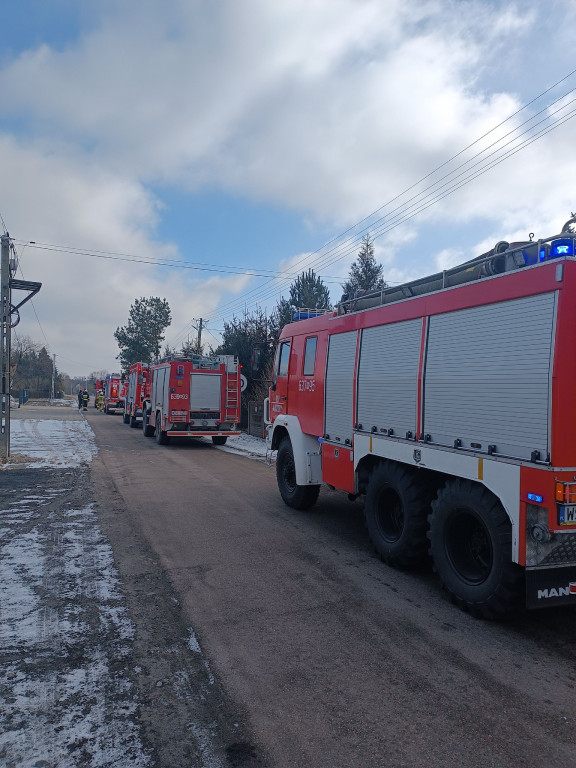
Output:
[
  {"xmin": 324, "ymin": 331, "xmax": 357, "ymax": 444},
  {"xmin": 423, "ymin": 292, "xmax": 556, "ymax": 460},
  {"xmin": 190, "ymin": 373, "xmax": 222, "ymax": 411},
  {"xmin": 357, "ymin": 319, "xmax": 421, "ymax": 437}
]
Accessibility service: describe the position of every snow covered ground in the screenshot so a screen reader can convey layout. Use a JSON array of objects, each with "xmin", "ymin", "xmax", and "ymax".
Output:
[
  {"xmin": 0, "ymin": 418, "xmax": 154, "ymax": 766},
  {"xmin": 218, "ymin": 431, "xmax": 270, "ymax": 462},
  {"xmin": 6, "ymin": 418, "xmax": 99, "ymax": 468},
  {"xmin": 3, "ymin": 417, "xmax": 269, "ymax": 470},
  {"xmin": 0, "ymin": 415, "xmax": 269, "ymax": 766}
]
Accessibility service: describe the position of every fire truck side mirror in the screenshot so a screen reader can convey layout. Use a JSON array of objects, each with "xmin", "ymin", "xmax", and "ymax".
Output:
[{"xmin": 252, "ymin": 347, "xmax": 262, "ymax": 372}]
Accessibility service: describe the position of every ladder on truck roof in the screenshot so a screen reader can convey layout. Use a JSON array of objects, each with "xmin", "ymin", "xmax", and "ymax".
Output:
[{"xmin": 337, "ymin": 225, "xmax": 576, "ymax": 316}]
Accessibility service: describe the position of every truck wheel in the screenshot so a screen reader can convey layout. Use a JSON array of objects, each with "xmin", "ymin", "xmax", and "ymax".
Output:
[
  {"xmin": 364, "ymin": 461, "xmax": 432, "ymax": 568},
  {"xmin": 428, "ymin": 479, "xmax": 523, "ymax": 619},
  {"xmin": 155, "ymin": 413, "xmax": 170, "ymax": 445},
  {"xmin": 276, "ymin": 437, "xmax": 320, "ymax": 510},
  {"xmin": 143, "ymin": 410, "xmax": 154, "ymax": 437},
  {"xmin": 129, "ymin": 414, "xmax": 138, "ymax": 428},
  {"xmin": 212, "ymin": 436, "xmax": 227, "ymax": 446},
  {"xmin": 122, "ymin": 411, "xmax": 130, "ymax": 424}
]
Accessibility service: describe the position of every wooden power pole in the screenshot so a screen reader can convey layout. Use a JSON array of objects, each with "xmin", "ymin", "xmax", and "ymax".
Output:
[
  {"xmin": 0, "ymin": 234, "xmax": 42, "ymax": 459},
  {"xmin": 1, "ymin": 235, "xmax": 11, "ymax": 459}
]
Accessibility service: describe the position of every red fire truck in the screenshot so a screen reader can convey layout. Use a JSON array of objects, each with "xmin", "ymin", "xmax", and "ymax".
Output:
[
  {"xmin": 123, "ymin": 362, "xmax": 150, "ymax": 427},
  {"xmin": 142, "ymin": 354, "xmax": 241, "ymax": 445},
  {"xmin": 118, "ymin": 379, "xmax": 129, "ymax": 414},
  {"xmin": 103, "ymin": 373, "xmax": 123, "ymax": 414},
  {"xmin": 265, "ymin": 218, "xmax": 576, "ymax": 618}
]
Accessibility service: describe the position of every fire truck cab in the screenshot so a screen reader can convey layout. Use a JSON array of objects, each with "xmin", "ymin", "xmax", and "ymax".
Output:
[{"xmin": 265, "ymin": 221, "xmax": 576, "ymax": 617}]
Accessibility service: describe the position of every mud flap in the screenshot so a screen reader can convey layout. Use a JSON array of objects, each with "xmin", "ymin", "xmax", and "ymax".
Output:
[{"xmin": 526, "ymin": 565, "xmax": 576, "ymax": 608}]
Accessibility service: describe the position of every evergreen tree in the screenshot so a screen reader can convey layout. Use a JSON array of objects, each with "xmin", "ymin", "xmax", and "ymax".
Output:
[
  {"xmin": 270, "ymin": 269, "xmax": 332, "ymax": 339},
  {"xmin": 36, "ymin": 348, "xmax": 53, "ymax": 396},
  {"xmin": 341, "ymin": 234, "xmax": 386, "ymax": 297},
  {"xmin": 114, "ymin": 297, "xmax": 172, "ymax": 371},
  {"xmin": 289, "ymin": 269, "xmax": 331, "ymax": 310},
  {"xmin": 269, "ymin": 297, "xmax": 294, "ymax": 340}
]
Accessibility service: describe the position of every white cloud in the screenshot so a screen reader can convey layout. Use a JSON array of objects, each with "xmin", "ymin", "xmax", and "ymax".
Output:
[
  {"xmin": 1, "ymin": 135, "xmax": 253, "ymax": 371},
  {"xmin": 0, "ymin": 0, "xmax": 575, "ymax": 372}
]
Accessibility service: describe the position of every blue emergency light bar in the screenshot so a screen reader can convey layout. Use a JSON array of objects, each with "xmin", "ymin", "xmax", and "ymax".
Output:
[{"xmin": 550, "ymin": 238, "xmax": 575, "ymax": 258}]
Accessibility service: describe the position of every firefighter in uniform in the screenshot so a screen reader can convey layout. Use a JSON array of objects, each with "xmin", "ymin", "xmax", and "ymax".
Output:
[{"xmin": 81, "ymin": 390, "xmax": 89, "ymax": 411}]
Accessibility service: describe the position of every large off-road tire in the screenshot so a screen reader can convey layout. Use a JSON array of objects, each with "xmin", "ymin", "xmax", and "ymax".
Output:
[
  {"xmin": 212, "ymin": 435, "xmax": 228, "ymax": 446},
  {"xmin": 129, "ymin": 414, "xmax": 138, "ymax": 428},
  {"xmin": 276, "ymin": 437, "xmax": 320, "ymax": 510},
  {"xmin": 143, "ymin": 409, "xmax": 154, "ymax": 437},
  {"xmin": 428, "ymin": 479, "xmax": 523, "ymax": 619},
  {"xmin": 122, "ymin": 410, "xmax": 130, "ymax": 424},
  {"xmin": 364, "ymin": 461, "xmax": 432, "ymax": 569},
  {"xmin": 155, "ymin": 413, "xmax": 170, "ymax": 445}
]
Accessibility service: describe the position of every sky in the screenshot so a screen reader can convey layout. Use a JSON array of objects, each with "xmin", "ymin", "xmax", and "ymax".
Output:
[{"xmin": 1, "ymin": 0, "xmax": 575, "ymax": 377}]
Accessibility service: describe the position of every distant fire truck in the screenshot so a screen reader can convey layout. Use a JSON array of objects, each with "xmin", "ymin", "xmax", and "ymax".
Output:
[
  {"xmin": 103, "ymin": 374, "xmax": 123, "ymax": 414},
  {"xmin": 123, "ymin": 361, "xmax": 149, "ymax": 427},
  {"xmin": 118, "ymin": 379, "xmax": 128, "ymax": 415},
  {"xmin": 265, "ymin": 217, "xmax": 576, "ymax": 618},
  {"xmin": 142, "ymin": 355, "xmax": 241, "ymax": 445}
]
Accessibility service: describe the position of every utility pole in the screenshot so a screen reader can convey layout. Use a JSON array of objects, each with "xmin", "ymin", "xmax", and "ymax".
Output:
[
  {"xmin": 0, "ymin": 234, "xmax": 42, "ymax": 459},
  {"xmin": 1, "ymin": 235, "xmax": 10, "ymax": 458},
  {"xmin": 50, "ymin": 353, "xmax": 56, "ymax": 402},
  {"xmin": 192, "ymin": 318, "xmax": 204, "ymax": 354}
]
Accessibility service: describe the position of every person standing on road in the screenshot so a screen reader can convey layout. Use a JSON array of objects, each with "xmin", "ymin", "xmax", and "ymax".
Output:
[
  {"xmin": 77, "ymin": 390, "xmax": 83, "ymax": 409},
  {"xmin": 81, "ymin": 390, "xmax": 89, "ymax": 410}
]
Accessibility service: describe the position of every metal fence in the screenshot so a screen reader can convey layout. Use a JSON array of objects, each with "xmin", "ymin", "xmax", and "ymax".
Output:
[{"xmin": 247, "ymin": 401, "xmax": 265, "ymax": 438}]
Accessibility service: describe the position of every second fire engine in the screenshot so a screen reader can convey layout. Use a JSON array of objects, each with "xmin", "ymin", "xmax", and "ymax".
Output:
[{"xmin": 142, "ymin": 354, "xmax": 241, "ymax": 445}]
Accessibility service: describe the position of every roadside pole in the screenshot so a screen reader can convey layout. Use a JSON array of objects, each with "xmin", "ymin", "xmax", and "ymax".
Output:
[{"xmin": 1, "ymin": 235, "xmax": 11, "ymax": 459}]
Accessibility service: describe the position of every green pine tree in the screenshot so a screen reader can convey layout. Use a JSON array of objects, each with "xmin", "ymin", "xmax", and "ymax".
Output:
[
  {"xmin": 342, "ymin": 234, "xmax": 386, "ymax": 297},
  {"xmin": 114, "ymin": 297, "xmax": 172, "ymax": 371}
]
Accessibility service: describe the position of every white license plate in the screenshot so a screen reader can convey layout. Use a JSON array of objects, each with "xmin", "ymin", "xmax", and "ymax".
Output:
[{"xmin": 559, "ymin": 505, "xmax": 576, "ymax": 525}]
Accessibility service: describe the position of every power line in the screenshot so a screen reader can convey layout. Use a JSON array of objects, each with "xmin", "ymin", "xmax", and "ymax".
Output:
[
  {"xmin": 13, "ymin": 72, "xmax": 576, "ymax": 332},
  {"xmin": 11, "ymin": 239, "xmax": 346, "ymax": 283},
  {"xmin": 202, "ymin": 78, "xmax": 576, "ymax": 325},
  {"xmin": 10, "ymin": 67, "xmax": 576, "ymax": 351}
]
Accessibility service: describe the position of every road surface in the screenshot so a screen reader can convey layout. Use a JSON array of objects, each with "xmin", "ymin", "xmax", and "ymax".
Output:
[{"xmin": 87, "ymin": 408, "xmax": 576, "ymax": 768}]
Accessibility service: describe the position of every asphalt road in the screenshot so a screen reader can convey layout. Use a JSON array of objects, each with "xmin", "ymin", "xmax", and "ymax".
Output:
[{"xmin": 86, "ymin": 409, "xmax": 576, "ymax": 768}]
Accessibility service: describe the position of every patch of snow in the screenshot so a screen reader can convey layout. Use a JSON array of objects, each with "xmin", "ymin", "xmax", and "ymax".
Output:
[
  {"xmin": 216, "ymin": 432, "xmax": 270, "ymax": 461},
  {"xmin": 4, "ymin": 418, "xmax": 98, "ymax": 469},
  {"xmin": 1, "ymin": 417, "xmax": 151, "ymax": 767},
  {"xmin": 188, "ymin": 628, "xmax": 202, "ymax": 654}
]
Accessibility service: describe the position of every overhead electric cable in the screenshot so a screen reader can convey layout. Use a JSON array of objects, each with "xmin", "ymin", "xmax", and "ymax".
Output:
[
  {"xmin": 202, "ymin": 84, "xmax": 576, "ymax": 325},
  {"xmin": 12, "ymin": 239, "xmax": 345, "ymax": 283},
  {"xmin": 12, "ymin": 68, "xmax": 576, "ymax": 344}
]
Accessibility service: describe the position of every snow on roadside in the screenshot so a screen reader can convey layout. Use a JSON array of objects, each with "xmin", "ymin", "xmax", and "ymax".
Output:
[
  {"xmin": 3, "ymin": 418, "xmax": 98, "ymax": 468},
  {"xmin": 0, "ymin": 417, "xmax": 152, "ymax": 766},
  {"xmin": 5, "ymin": 419, "xmax": 270, "ymax": 468},
  {"xmin": 217, "ymin": 432, "xmax": 271, "ymax": 462}
]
